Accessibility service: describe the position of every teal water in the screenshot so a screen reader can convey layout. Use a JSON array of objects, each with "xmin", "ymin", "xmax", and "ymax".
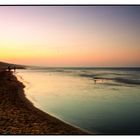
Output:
[{"xmin": 17, "ymin": 68, "xmax": 140, "ymax": 134}]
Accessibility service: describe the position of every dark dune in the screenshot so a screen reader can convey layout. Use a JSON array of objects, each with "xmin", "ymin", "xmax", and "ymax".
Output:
[{"xmin": 0, "ymin": 61, "xmax": 25, "ymax": 70}]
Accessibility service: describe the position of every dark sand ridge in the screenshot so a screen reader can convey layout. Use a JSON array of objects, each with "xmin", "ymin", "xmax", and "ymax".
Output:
[
  {"xmin": 0, "ymin": 61, "xmax": 25, "ymax": 70},
  {"xmin": 0, "ymin": 70, "xmax": 90, "ymax": 134}
]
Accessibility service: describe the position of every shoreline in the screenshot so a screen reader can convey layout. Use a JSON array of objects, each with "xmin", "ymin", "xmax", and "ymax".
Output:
[{"xmin": 0, "ymin": 70, "xmax": 90, "ymax": 134}]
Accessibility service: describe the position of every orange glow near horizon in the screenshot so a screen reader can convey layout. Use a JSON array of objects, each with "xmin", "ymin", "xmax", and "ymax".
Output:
[{"xmin": 1, "ymin": 45, "xmax": 140, "ymax": 67}]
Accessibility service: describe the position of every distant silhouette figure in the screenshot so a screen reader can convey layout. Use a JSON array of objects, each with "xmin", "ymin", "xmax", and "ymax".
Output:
[
  {"xmin": 94, "ymin": 79, "xmax": 97, "ymax": 84},
  {"xmin": 7, "ymin": 66, "xmax": 11, "ymax": 71},
  {"xmin": 13, "ymin": 66, "xmax": 16, "ymax": 73}
]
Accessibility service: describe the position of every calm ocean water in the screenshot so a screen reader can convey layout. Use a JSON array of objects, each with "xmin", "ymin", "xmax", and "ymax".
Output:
[{"xmin": 17, "ymin": 67, "xmax": 140, "ymax": 134}]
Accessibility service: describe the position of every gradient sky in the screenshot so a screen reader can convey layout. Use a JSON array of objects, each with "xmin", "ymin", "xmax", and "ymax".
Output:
[{"xmin": 0, "ymin": 6, "xmax": 140, "ymax": 67}]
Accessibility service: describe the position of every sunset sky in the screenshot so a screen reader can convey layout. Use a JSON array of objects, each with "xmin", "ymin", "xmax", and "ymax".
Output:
[{"xmin": 0, "ymin": 6, "xmax": 140, "ymax": 67}]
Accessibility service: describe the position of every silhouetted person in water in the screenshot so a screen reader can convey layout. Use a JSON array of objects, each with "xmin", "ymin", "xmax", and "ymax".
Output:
[
  {"xmin": 7, "ymin": 66, "xmax": 11, "ymax": 71},
  {"xmin": 94, "ymin": 79, "xmax": 97, "ymax": 84}
]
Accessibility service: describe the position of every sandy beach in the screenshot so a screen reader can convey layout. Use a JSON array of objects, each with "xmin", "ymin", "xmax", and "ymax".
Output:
[{"xmin": 0, "ymin": 70, "xmax": 88, "ymax": 134}]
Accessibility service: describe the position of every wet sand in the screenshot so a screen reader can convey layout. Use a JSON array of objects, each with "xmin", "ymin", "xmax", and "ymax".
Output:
[{"xmin": 0, "ymin": 70, "xmax": 89, "ymax": 134}]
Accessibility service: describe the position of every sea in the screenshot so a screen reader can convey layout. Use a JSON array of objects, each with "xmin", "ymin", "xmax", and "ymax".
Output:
[{"xmin": 16, "ymin": 67, "xmax": 140, "ymax": 134}]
